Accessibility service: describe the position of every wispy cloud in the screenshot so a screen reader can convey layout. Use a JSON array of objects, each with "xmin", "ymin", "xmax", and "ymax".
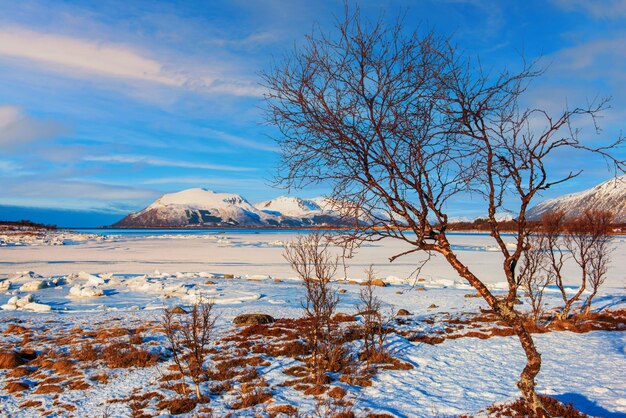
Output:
[
  {"xmin": 549, "ymin": 36, "xmax": 626, "ymax": 83},
  {"xmin": 0, "ymin": 179, "xmax": 159, "ymax": 212},
  {"xmin": 0, "ymin": 26, "xmax": 263, "ymax": 97},
  {"xmin": 203, "ymin": 128, "xmax": 278, "ymax": 153},
  {"xmin": 84, "ymin": 155, "xmax": 256, "ymax": 172},
  {"xmin": 141, "ymin": 176, "xmax": 269, "ymax": 188},
  {"xmin": 0, "ymin": 105, "xmax": 66, "ymax": 148},
  {"xmin": 0, "ymin": 159, "xmax": 23, "ymax": 174},
  {"xmin": 552, "ymin": 0, "xmax": 626, "ymax": 19}
]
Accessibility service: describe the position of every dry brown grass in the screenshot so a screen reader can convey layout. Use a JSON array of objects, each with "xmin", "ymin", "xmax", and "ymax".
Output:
[
  {"xmin": 4, "ymin": 324, "xmax": 29, "ymax": 334},
  {"xmin": 49, "ymin": 358, "xmax": 79, "ymax": 375},
  {"xmin": 109, "ymin": 390, "xmax": 165, "ymax": 417},
  {"xmin": 303, "ymin": 384, "xmax": 328, "ymax": 395},
  {"xmin": 66, "ymin": 379, "xmax": 91, "ymax": 390},
  {"xmin": 485, "ymin": 395, "xmax": 588, "ymax": 417},
  {"xmin": 328, "ymin": 386, "xmax": 347, "ymax": 399},
  {"xmin": 4, "ymin": 381, "xmax": 30, "ymax": 393},
  {"xmin": 231, "ymin": 386, "xmax": 273, "ymax": 409},
  {"xmin": 34, "ymin": 384, "xmax": 63, "ymax": 394},
  {"xmin": 71, "ymin": 342, "xmax": 100, "ymax": 362},
  {"xmin": 129, "ymin": 333, "xmax": 144, "ymax": 345},
  {"xmin": 102, "ymin": 342, "xmax": 158, "ymax": 368},
  {"xmin": 268, "ymin": 403, "xmax": 298, "ymax": 416},
  {"xmin": 159, "ymin": 381, "xmax": 189, "ymax": 396},
  {"xmin": 159, "ymin": 371, "xmax": 183, "ymax": 382},
  {"xmin": 90, "ymin": 372, "xmax": 109, "ymax": 384},
  {"xmin": 95, "ymin": 327, "xmax": 131, "ymax": 340},
  {"xmin": 0, "ymin": 351, "xmax": 25, "ymax": 368},
  {"xmin": 402, "ymin": 308, "xmax": 626, "ymax": 348},
  {"xmin": 53, "ymin": 401, "xmax": 77, "ymax": 412},
  {"xmin": 157, "ymin": 397, "xmax": 198, "ymax": 415},
  {"xmin": 7, "ymin": 366, "xmax": 32, "ymax": 378},
  {"xmin": 20, "ymin": 400, "xmax": 42, "ymax": 408}
]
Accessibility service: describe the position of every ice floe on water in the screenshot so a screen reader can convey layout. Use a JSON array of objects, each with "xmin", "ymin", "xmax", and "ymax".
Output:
[
  {"xmin": 0, "ymin": 269, "xmax": 271, "ymax": 312},
  {"xmin": 0, "ymin": 231, "xmax": 115, "ymax": 247},
  {"xmin": 0, "ymin": 266, "xmax": 544, "ymax": 314}
]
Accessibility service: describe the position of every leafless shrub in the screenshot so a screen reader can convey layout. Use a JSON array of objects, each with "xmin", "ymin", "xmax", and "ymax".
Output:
[
  {"xmin": 231, "ymin": 385, "xmax": 273, "ymax": 410},
  {"xmin": 357, "ymin": 266, "xmax": 393, "ymax": 364},
  {"xmin": 578, "ymin": 210, "xmax": 614, "ymax": 314},
  {"xmin": 312, "ymin": 394, "xmax": 355, "ymax": 418},
  {"xmin": 518, "ymin": 233, "xmax": 552, "ymax": 324},
  {"xmin": 283, "ymin": 233, "xmax": 345, "ymax": 384},
  {"xmin": 162, "ymin": 297, "xmax": 217, "ymax": 399},
  {"xmin": 543, "ymin": 210, "xmax": 615, "ymax": 318}
]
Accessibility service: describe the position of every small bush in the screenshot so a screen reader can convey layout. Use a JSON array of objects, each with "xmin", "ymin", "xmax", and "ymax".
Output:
[
  {"xmin": 487, "ymin": 395, "xmax": 587, "ymax": 417},
  {"xmin": 231, "ymin": 386, "xmax": 273, "ymax": 409},
  {"xmin": 102, "ymin": 342, "xmax": 158, "ymax": 368},
  {"xmin": 157, "ymin": 398, "xmax": 198, "ymax": 415}
]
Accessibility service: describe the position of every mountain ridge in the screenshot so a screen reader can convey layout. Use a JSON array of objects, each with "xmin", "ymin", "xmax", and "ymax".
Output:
[
  {"xmin": 113, "ymin": 189, "xmax": 346, "ymax": 228},
  {"xmin": 527, "ymin": 176, "xmax": 626, "ymax": 222}
]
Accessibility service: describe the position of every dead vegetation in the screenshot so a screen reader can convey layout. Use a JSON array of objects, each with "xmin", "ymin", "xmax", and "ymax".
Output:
[
  {"xmin": 162, "ymin": 297, "xmax": 218, "ymax": 399},
  {"xmin": 483, "ymin": 395, "xmax": 588, "ymax": 417},
  {"xmin": 1, "ymin": 296, "xmax": 623, "ymax": 416}
]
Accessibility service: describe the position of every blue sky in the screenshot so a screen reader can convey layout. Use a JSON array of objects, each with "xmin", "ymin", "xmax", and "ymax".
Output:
[{"xmin": 0, "ymin": 0, "xmax": 625, "ymax": 226}]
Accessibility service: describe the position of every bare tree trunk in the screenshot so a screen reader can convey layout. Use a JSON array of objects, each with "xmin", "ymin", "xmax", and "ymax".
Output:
[
  {"xmin": 500, "ymin": 304, "xmax": 548, "ymax": 417},
  {"xmin": 559, "ymin": 273, "xmax": 586, "ymax": 320},
  {"xmin": 582, "ymin": 290, "xmax": 598, "ymax": 315},
  {"xmin": 442, "ymin": 245, "xmax": 548, "ymax": 415}
]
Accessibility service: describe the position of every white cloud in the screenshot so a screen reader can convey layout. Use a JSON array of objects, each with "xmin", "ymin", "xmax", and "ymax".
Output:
[
  {"xmin": 0, "ymin": 105, "xmax": 66, "ymax": 147},
  {"xmin": 0, "ymin": 159, "xmax": 22, "ymax": 173},
  {"xmin": 552, "ymin": 0, "xmax": 626, "ymax": 18},
  {"xmin": 84, "ymin": 155, "xmax": 256, "ymax": 172},
  {"xmin": 0, "ymin": 26, "xmax": 262, "ymax": 97},
  {"xmin": 550, "ymin": 37, "xmax": 626, "ymax": 77},
  {"xmin": 0, "ymin": 179, "xmax": 158, "ymax": 211}
]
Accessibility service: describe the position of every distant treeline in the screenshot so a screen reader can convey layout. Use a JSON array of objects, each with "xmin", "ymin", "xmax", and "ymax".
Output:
[
  {"xmin": 444, "ymin": 218, "xmax": 626, "ymax": 234},
  {"xmin": 445, "ymin": 218, "xmax": 519, "ymax": 232},
  {"xmin": 0, "ymin": 220, "xmax": 57, "ymax": 230}
]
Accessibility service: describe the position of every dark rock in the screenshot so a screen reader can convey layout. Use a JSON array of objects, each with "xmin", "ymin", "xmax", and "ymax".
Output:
[
  {"xmin": 169, "ymin": 306, "xmax": 188, "ymax": 315},
  {"xmin": 233, "ymin": 313, "xmax": 275, "ymax": 325},
  {"xmin": 396, "ymin": 309, "xmax": 411, "ymax": 316},
  {"xmin": 332, "ymin": 313, "xmax": 357, "ymax": 322},
  {"xmin": 360, "ymin": 278, "xmax": 387, "ymax": 287}
]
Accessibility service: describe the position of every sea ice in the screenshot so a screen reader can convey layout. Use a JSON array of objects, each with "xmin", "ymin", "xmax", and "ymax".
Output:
[{"xmin": 68, "ymin": 285, "xmax": 105, "ymax": 298}]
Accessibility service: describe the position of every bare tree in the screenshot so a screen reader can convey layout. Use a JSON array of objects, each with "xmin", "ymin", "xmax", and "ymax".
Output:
[
  {"xmin": 263, "ymin": 8, "xmax": 624, "ymax": 414},
  {"xmin": 283, "ymin": 233, "xmax": 343, "ymax": 384},
  {"xmin": 556, "ymin": 209, "xmax": 613, "ymax": 317},
  {"xmin": 162, "ymin": 298, "xmax": 217, "ymax": 399}
]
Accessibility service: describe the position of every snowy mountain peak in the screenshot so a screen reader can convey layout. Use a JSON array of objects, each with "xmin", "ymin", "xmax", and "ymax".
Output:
[
  {"xmin": 153, "ymin": 188, "xmax": 249, "ymax": 208},
  {"xmin": 528, "ymin": 176, "xmax": 626, "ymax": 222},
  {"xmin": 254, "ymin": 196, "xmax": 322, "ymax": 217}
]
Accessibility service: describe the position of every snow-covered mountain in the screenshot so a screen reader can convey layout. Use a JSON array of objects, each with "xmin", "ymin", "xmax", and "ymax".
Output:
[
  {"xmin": 253, "ymin": 196, "xmax": 343, "ymax": 226},
  {"xmin": 113, "ymin": 189, "xmax": 346, "ymax": 228},
  {"xmin": 527, "ymin": 176, "xmax": 626, "ymax": 222},
  {"xmin": 113, "ymin": 189, "xmax": 272, "ymax": 227}
]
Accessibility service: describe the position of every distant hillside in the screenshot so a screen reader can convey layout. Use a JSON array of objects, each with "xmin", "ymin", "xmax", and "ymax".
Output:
[
  {"xmin": 527, "ymin": 176, "xmax": 626, "ymax": 222},
  {"xmin": 112, "ymin": 189, "xmax": 349, "ymax": 228}
]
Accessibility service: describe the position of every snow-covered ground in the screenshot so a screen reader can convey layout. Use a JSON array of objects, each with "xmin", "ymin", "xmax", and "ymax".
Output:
[{"xmin": 0, "ymin": 230, "xmax": 625, "ymax": 417}]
